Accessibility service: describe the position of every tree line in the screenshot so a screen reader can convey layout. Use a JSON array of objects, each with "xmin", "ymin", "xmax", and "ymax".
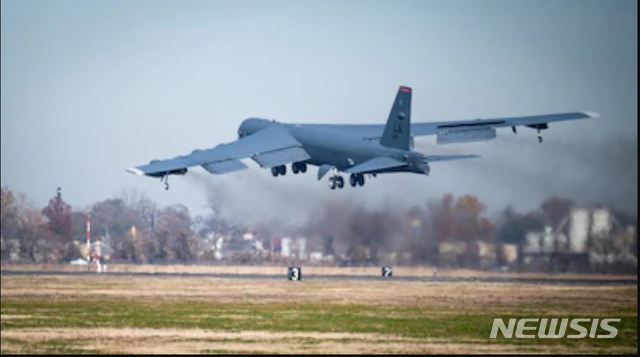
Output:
[{"xmin": 1, "ymin": 186, "xmax": 636, "ymax": 272}]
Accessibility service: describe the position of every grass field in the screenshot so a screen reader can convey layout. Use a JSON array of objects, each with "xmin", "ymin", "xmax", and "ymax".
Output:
[
  {"xmin": 1, "ymin": 270, "xmax": 637, "ymax": 354},
  {"xmin": 2, "ymin": 263, "xmax": 635, "ymax": 280}
]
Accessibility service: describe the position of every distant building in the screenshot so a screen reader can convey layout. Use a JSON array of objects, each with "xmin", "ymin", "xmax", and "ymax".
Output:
[
  {"xmin": 214, "ymin": 233, "xmax": 265, "ymax": 261},
  {"xmin": 279, "ymin": 237, "xmax": 307, "ymax": 259},
  {"xmin": 281, "ymin": 237, "xmax": 292, "ymax": 257},
  {"xmin": 522, "ymin": 206, "xmax": 636, "ymax": 273}
]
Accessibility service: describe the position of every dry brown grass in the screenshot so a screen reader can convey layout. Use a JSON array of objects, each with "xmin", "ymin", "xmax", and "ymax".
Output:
[
  {"xmin": 2, "ymin": 328, "xmax": 635, "ymax": 354},
  {"xmin": 1, "ymin": 273, "xmax": 637, "ymax": 354},
  {"xmin": 1, "ymin": 275, "xmax": 635, "ymax": 313},
  {"xmin": 2, "ymin": 263, "xmax": 635, "ymax": 280}
]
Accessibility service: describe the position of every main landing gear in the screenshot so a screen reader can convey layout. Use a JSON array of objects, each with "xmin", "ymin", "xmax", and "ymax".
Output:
[
  {"xmin": 349, "ymin": 173, "xmax": 365, "ymax": 187},
  {"xmin": 271, "ymin": 165, "xmax": 287, "ymax": 177},
  {"xmin": 271, "ymin": 162, "xmax": 307, "ymax": 177},
  {"xmin": 291, "ymin": 162, "xmax": 307, "ymax": 174},
  {"xmin": 330, "ymin": 173, "xmax": 365, "ymax": 190}
]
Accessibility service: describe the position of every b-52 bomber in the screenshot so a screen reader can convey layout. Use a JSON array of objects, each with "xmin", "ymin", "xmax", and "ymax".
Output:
[{"xmin": 127, "ymin": 86, "xmax": 597, "ymax": 190}]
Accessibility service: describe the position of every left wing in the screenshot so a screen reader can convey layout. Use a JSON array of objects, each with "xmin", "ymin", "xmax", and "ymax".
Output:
[
  {"xmin": 411, "ymin": 112, "xmax": 598, "ymax": 136},
  {"xmin": 127, "ymin": 125, "xmax": 310, "ymax": 177},
  {"xmin": 301, "ymin": 111, "xmax": 597, "ymax": 144}
]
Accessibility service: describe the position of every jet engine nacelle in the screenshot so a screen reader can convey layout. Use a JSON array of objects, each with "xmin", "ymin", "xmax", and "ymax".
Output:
[{"xmin": 437, "ymin": 128, "xmax": 496, "ymax": 144}]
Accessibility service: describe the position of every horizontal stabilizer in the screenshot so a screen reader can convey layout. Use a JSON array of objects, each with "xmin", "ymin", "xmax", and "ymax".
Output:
[
  {"xmin": 201, "ymin": 159, "xmax": 247, "ymax": 174},
  {"xmin": 346, "ymin": 157, "xmax": 406, "ymax": 174},
  {"xmin": 425, "ymin": 154, "xmax": 480, "ymax": 162},
  {"xmin": 252, "ymin": 146, "xmax": 310, "ymax": 168}
]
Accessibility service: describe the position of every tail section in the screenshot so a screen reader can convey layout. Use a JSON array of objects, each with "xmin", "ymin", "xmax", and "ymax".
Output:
[{"xmin": 380, "ymin": 86, "xmax": 412, "ymax": 150}]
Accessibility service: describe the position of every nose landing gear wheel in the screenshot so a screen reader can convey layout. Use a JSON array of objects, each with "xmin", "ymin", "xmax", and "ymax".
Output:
[
  {"xmin": 329, "ymin": 176, "xmax": 344, "ymax": 190},
  {"xmin": 329, "ymin": 177, "xmax": 337, "ymax": 190}
]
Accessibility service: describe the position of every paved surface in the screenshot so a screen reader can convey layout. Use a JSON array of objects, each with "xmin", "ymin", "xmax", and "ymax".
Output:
[{"xmin": 1, "ymin": 270, "xmax": 635, "ymax": 286}]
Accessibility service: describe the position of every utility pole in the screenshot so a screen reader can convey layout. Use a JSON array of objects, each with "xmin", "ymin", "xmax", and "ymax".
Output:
[{"xmin": 86, "ymin": 214, "xmax": 91, "ymax": 271}]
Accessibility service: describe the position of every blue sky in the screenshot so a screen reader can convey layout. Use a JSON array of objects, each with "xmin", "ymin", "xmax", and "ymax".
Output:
[{"xmin": 1, "ymin": 0, "xmax": 637, "ymax": 225}]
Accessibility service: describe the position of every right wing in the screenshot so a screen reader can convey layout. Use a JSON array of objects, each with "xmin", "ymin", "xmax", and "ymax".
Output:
[{"xmin": 127, "ymin": 125, "xmax": 310, "ymax": 177}]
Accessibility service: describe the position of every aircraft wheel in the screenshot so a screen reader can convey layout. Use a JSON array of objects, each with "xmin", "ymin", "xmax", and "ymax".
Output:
[
  {"xmin": 357, "ymin": 174, "xmax": 365, "ymax": 186},
  {"xmin": 271, "ymin": 167, "xmax": 279, "ymax": 177},
  {"xmin": 349, "ymin": 174, "xmax": 357, "ymax": 187},
  {"xmin": 337, "ymin": 176, "xmax": 344, "ymax": 188},
  {"xmin": 300, "ymin": 163, "xmax": 307, "ymax": 173},
  {"xmin": 279, "ymin": 165, "xmax": 286, "ymax": 175},
  {"xmin": 329, "ymin": 177, "xmax": 337, "ymax": 190},
  {"xmin": 292, "ymin": 163, "xmax": 299, "ymax": 174}
]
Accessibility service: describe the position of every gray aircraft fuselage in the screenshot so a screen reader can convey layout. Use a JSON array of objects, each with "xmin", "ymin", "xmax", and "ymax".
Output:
[
  {"xmin": 238, "ymin": 118, "xmax": 426, "ymax": 174},
  {"xmin": 127, "ymin": 85, "xmax": 595, "ymax": 191}
]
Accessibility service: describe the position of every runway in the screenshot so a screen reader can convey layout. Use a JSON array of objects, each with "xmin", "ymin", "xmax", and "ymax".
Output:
[{"xmin": 1, "ymin": 269, "xmax": 635, "ymax": 286}]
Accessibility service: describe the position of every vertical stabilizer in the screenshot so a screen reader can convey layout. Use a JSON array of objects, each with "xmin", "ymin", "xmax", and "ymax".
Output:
[{"xmin": 380, "ymin": 86, "xmax": 412, "ymax": 150}]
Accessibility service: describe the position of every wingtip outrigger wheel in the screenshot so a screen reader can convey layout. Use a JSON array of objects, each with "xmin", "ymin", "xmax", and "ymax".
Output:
[{"xmin": 162, "ymin": 174, "xmax": 170, "ymax": 190}]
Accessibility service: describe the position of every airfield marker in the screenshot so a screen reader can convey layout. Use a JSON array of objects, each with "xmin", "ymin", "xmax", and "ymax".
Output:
[
  {"xmin": 288, "ymin": 266, "xmax": 302, "ymax": 281},
  {"xmin": 85, "ymin": 214, "xmax": 91, "ymax": 271}
]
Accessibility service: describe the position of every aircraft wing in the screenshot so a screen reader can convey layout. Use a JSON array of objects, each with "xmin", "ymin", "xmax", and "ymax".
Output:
[
  {"xmin": 127, "ymin": 125, "xmax": 310, "ymax": 177},
  {"xmin": 425, "ymin": 154, "xmax": 480, "ymax": 162},
  {"xmin": 411, "ymin": 111, "xmax": 598, "ymax": 137},
  {"xmin": 308, "ymin": 111, "xmax": 597, "ymax": 144},
  {"xmin": 345, "ymin": 157, "xmax": 406, "ymax": 174}
]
